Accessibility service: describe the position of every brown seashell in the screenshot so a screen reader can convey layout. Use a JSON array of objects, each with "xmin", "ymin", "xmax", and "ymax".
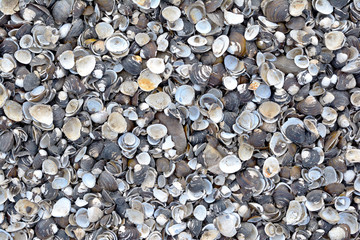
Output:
[
  {"xmin": 324, "ymin": 183, "xmax": 345, "ymax": 196},
  {"xmin": 98, "ymin": 171, "xmax": 117, "ymax": 192},
  {"xmin": 227, "ymin": 31, "xmax": 247, "ymax": 57},
  {"xmin": 95, "ymin": 0, "xmax": 115, "ymax": 12}
]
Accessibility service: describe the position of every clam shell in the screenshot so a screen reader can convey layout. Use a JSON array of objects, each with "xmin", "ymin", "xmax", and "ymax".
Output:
[
  {"xmin": 212, "ymin": 35, "xmax": 229, "ymax": 58},
  {"xmin": 145, "ymin": 92, "xmax": 171, "ymax": 110},
  {"xmin": 162, "ymin": 6, "xmax": 181, "ymax": 22},
  {"xmin": 4, "ymin": 100, "xmax": 23, "ymax": 122},
  {"xmin": 219, "ymin": 155, "xmax": 242, "ymax": 174},
  {"xmin": 175, "ymin": 85, "xmax": 195, "ymax": 106},
  {"xmin": 146, "ymin": 58, "xmax": 165, "ymax": 74},
  {"xmin": 75, "ymin": 55, "xmax": 96, "ymax": 77},
  {"xmin": 147, "ymin": 124, "xmax": 167, "ymax": 140},
  {"xmin": 62, "ymin": 117, "xmax": 82, "ymax": 141},
  {"xmin": 324, "ymin": 31, "xmax": 345, "ymax": 51},
  {"xmin": 108, "ymin": 112, "xmax": 127, "ymax": 133},
  {"xmin": 51, "ymin": 197, "xmax": 71, "ymax": 217},
  {"xmin": 137, "ymin": 69, "xmax": 162, "ymax": 91},
  {"xmin": 29, "ymin": 104, "xmax": 53, "ymax": 125},
  {"xmin": 59, "ymin": 50, "xmax": 75, "ymax": 69},
  {"xmin": 263, "ymin": 157, "xmax": 280, "ymax": 178},
  {"xmin": 95, "ymin": 22, "xmax": 114, "ymax": 39}
]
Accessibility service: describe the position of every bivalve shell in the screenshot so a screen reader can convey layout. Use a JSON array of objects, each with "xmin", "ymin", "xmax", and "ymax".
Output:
[{"xmin": 219, "ymin": 155, "xmax": 242, "ymax": 174}]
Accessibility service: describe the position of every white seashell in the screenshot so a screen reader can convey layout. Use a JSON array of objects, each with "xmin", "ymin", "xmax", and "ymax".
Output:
[
  {"xmin": 59, "ymin": 50, "xmax": 75, "ymax": 69},
  {"xmin": 193, "ymin": 205, "xmax": 207, "ymax": 221},
  {"xmin": 14, "ymin": 49, "xmax": 32, "ymax": 64},
  {"xmin": 262, "ymin": 157, "xmax": 280, "ymax": 178},
  {"xmin": 95, "ymin": 22, "xmax": 114, "ymax": 39},
  {"xmin": 82, "ymin": 173, "xmax": 96, "ymax": 188},
  {"xmin": 147, "ymin": 58, "xmax": 165, "ymax": 74},
  {"xmin": 244, "ymin": 25, "xmax": 260, "ymax": 41},
  {"xmin": 175, "ymin": 85, "xmax": 195, "ymax": 106},
  {"xmin": 219, "ymin": 155, "xmax": 242, "ymax": 174},
  {"xmin": 75, "ymin": 55, "xmax": 96, "ymax": 76},
  {"xmin": 212, "ymin": 35, "xmax": 229, "ymax": 58},
  {"xmin": 51, "ymin": 197, "xmax": 71, "ymax": 217},
  {"xmin": 145, "ymin": 92, "xmax": 171, "ymax": 110},
  {"xmin": 162, "ymin": 6, "xmax": 181, "ymax": 22},
  {"xmin": 88, "ymin": 206, "xmax": 103, "ymax": 223}
]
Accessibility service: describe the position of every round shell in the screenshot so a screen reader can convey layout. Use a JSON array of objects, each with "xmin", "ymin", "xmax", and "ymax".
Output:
[
  {"xmin": 62, "ymin": 117, "xmax": 82, "ymax": 141},
  {"xmin": 29, "ymin": 104, "xmax": 53, "ymax": 125},
  {"xmin": 75, "ymin": 55, "xmax": 96, "ymax": 77},
  {"xmin": 175, "ymin": 85, "xmax": 195, "ymax": 106},
  {"xmin": 147, "ymin": 124, "xmax": 167, "ymax": 140},
  {"xmin": 108, "ymin": 112, "xmax": 127, "ymax": 133},
  {"xmin": 263, "ymin": 157, "xmax": 280, "ymax": 178},
  {"xmin": 146, "ymin": 58, "xmax": 165, "ymax": 74},
  {"xmin": 324, "ymin": 31, "xmax": 345, "ymax": 51},
  {"xmin": 219, "ymin": 155, "xmax": 242, "ymax": 174},
  {"xmin": 137, "ymin": 69, "xmax": 162, "ymax": 91}
]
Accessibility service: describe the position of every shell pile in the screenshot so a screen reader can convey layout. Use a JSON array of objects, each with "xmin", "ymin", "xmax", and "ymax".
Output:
[{"xmin": 1, "ymin": 0, "xmax": 360, "ymax": 239}]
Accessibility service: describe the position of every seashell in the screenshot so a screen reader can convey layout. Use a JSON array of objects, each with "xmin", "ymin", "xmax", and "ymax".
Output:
[
  {"xmin": 195, "ymin": 19, "xmax": 212, "ymax": 34},
  {"xmin": 76, "ymin": 208, "xmax": 90, "ymax": 228},
  {"xmin": 162, "ymin": 6, "xmax": 181, "ymax": 22},
  {"xmin": 224, "ymin": 10, "xmax": 244, "ymax": 25},
  {"xmin": 214, "ymin": 213, "xmax": 240, "ymax": 237},
  {"xmin": 146, "ymin": 58, "xmax": 165, "ymax": 74},
  {"xmin": 0, "ymin": 83, "xmax": 9, "ymax": 108},
  {"xmin": 82, "ymin": 173, "xmax": 96, "ymax": 188},
  {"xmin": 227, "ymin": 31, "xmax": 246, "ymax": 57},
  {"xmin": 219, "ymin": 155, "xmax": 242, "ymax": 174},
  {"xmin": 189, "ymin": 63, "xmax": 212, "ymax": 85},
  {"xmin": 59, "ymin": 50, "xmax": 75, "ymax": 70},
  {"xmin": 289, "ymin": 0, "xmax": 308, "ymax": 17},
  {"xmin": 193, "ymin": 205, "xmax": 206, "ymax": 221},
  {"xmin": 62, "ymin": 117, "xmax": 82, "ymax": 141},
  {"xmin": 263, "ymin": 157, "xmax": 280, "ymax": 178},
  {"xmin": 126, "ymin": 209, "xmax": 144, "ymax": 224},
  {"xmin": 42, "ymin": 159, "xmax": 58, "ymax": 175},
  {"xmin": 238, "ymin": 223, "xmax": 258, "ymax": 240},
  {"xmin": 95, "ymin": 22, "xmax": 114, "ymax": 39},
  {"xmin": 175, "ymin": 85, "xmax": 195, "ymax": 106},
  {"xmin": 137, "ymin": 69, "xmax": 162, "ymax": 91},
  {"xmin": 262, "ymin": 0, "xmax": 290, "ymax": 22},
  {"xmin": 324, "ymin": 31, "xmax": 345, "ymax": 51},
  {"xmin": 294, "ymin": 55, "xmax": 309, "ymax": 69},
  {"xmin": 222, "ymin": 76, "xmax": 238, "ymax": 90},
  {"xmin": 95, "ymin": 0, "xmax": 115, "ymax": 12},
  {"xmin": 285, "ymin": 200, "xmax": 308, "ymax": 225},
  {"xmin": 334, "ymin": 196, "xmax": 351, "ymax": 212},
  {"xmin": 76, "ymin": 55, "xmax": 96, "ymax": 77},
  {"xmin": 212, "ymin": 35, "xmax": 229, "ymax": 58},
  {"xmin": 319, "ymin": 207, "xmax": 340, "ymax": 224},
  {"xmin": 51, "ymin": 197, "xmax": 71, "ymax": 217},
  {"xmin": 35, "ymin": 219, "xmax": 58, "ymax": 239},
  {"xmin": 29, "ymin": 104, "xmax": 53, "ymax": 126},
  {"xmin": 224, "ymin": 55, "xmax": 245, "ymax": 75},
  {"xmin": 344, "ymin": 149, "xmax": 360, "ymax": 163},
  {"xmin": 105, "ymin": 33, "xmax": 130, "ymax": 55},
  {"xmin": 234, "ymin": 110, "xmax": 261, "ymax": 132},
  {"xmin": 188, "ymin": 35, "xmax": 207, "ymax": 47},
  {"xmin": 186, "ymin": 1, "xmax": 206, "ymax": 24},
  {"xmin": 258, "ymin": 101, "xmax": 281, "ymax": 123},
  {"xmin": 338, "ymin": 213, "xmax": 359, "ymax": 234},
  {"xmin": 14, "ymin": 49, "xmax": 32, "ymax": 65},
  {"xmin": 296, "ymin": 96, "xmax": 323, "ymax": 116},
  {"xmin": 244, "ymin": 25, "xmax": 260, "ymax": 41},
  {"xmin": 4, "ymin": 100, "xmax": 23, "ymax": 122},
  {"xmin": 15, "ymin": 199, "xmax": 39, "ymax": 217},
  {"xmin": 108, "ymin": 112, "xmax": 127, "ymax": 134},
  {"xmin": 314, "ymin": 0, "xmax": 333, "ymax": 14},
  {"xmin": 328, "ymin": 225, "xmax": 351, "ymax": 240},
  {"xmin": 147, "ymin": 124, "xmax": 167, "ymax": 140},
  {"xmin": 145, "ymin": 92, "xmax": 171, "ymax": 110},
  {"xmin": 0, "ymin": 0, "xmax": 19, "ymax": 15}
]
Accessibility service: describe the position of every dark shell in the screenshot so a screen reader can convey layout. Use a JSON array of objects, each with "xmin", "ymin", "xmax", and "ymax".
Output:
[
  {"xmin": 301, "ymin": 148, "xmax": 321, "ymax": 168},
  {"xmin": 88, "ymin": 140, "xmax": 104, "ymax": 158},
  {"xmin": 324, "ymin": 183, "xmax": 345, "ymax": 196},
  {"xmin": 296, "ymin": 96, "xmax": 323, "ymax": 116},
  {"xmin": 117, "ymin": 226, "xmax": 141, "ymax": 240},
  {"xmin": 286, "ymin": 17, "xmax": 305, "ymax": 30},
  {"xmin": 122, "ymin": 54, "xmax": 142, "ymax": 75},
  {"xmin": 329, "ymin": 90, "xmax": 350, "ymax": 111},
  {"xmin": 262, "ymin": 0, "xmax": 290, "ymax": 23},
  {"xmin": 222, "ymin": 91, "xmax": 241, "ymax": 112},
  {"xmin": 208, "ymin": 63, "xmax": 226, "ymax": 87},
  {"xmin": 52, "ymin": 0, "xmax": 71, "ymax": 24},
  {"xmin": 273, "ymin": 185, "xmax": 294, "ymax": 208},
  {"xmin": 284, "ymin": 124, "xmax": 306, "ymax": 145},
  {"xmin": 175, "ymin": 160, "xmax": 191, "ymax": 177},
  {"xmin": 95, "ymin": 0, "xmax": 115, "ymax": 12},
  {"xmin": 35, "ymin": 218, "xmax": 57, "ymax": 239},
  {"xmin": 189, "ymin": 63, "xmax": 212, "ymax": 86},
  {"xmin": 98, "ymin": 171, "xmax": 118, "ymax": 192},
  {"xmin": 0, "ymin": 131, "xmax": 14, "ymax": 152},
  {"xmin": 228, "ymin": 31, "xmax": 247, "ymax": 57}
]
